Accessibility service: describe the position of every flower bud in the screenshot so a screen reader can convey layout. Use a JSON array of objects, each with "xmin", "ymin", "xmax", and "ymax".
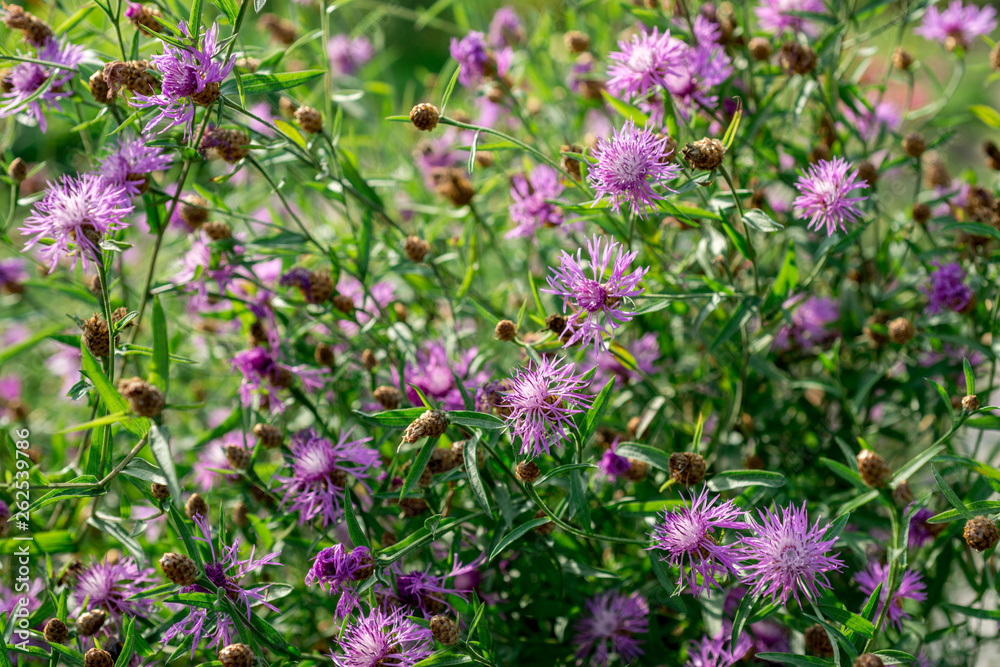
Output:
[
  {"xmin": 856, "ymin": 450, "xmax": 891, "ymax": 488},
  {"xmin": 404, "ymin": 235, "xmax": 430, "ymax": 262},
  {"xmin": 804, "ymin": 624, "xmax": 833, "ymax": 658},
  {"xmin": 225, "ymin": 444, "xmax": 251, "ymax": 470},
  {"xmin": 963, "ymin": 395, "xmax": 980, "ymax": 412},
  {"xmin": 295, "ymin": 106, "xmax": 323, "ymax": 134},
  {"xmin": 151, "ymin": 483, "xmax": 170, "ymax": 500},
  {"xmin": 8, "ymin": 157, "xmax": 27, "ymax": 183},
  {"xmin": 77, "ymin": 609, "xmax": 107, "ymax": 637},
  {"xmin": 219, "ymin": 643, "xmax": 254, "ymax": 667},
  {"xmin": 403, "ymin": 410, "xmax": 449, "ymax": 443},
  {"xmin": 853, "ymin": 653, "xmax": 884, "ymax": 667},
  {"xmin": 495, "ymin": 319, "xmax": 517, "ymax": 341},
  {"xmin": 888, "ymin": 317, "xmax": 914, "ymax": 344},
  {"xmin": 43, "ymin": 618, "xmax": 68, "ymax": 644},
  {"xmin": 84, "ymin": 648, "xmax": 114, "ymax": 667},
  {"xmin": 515, "ymin": 460, "xmax": 540, "ymax": 484},
  {"xmin": 254, "ymin": 423, "xmax": 282, "ymax": 449},
  {"xmin": 160, "ymin": 552, "xmax": 198, "ymax": 585},
  {"xmin": 964, "ymin": 515, "xmax": 999, "ymax": 551},
  {"xmin": 185, "ymin": 493, "xmax": 208, "ymax": 520},
  {"xmin": 117, "ymin": 377, "xmax": 165, "ymax": 418},
  {"xmin": 563, "ymin": 30, "xmax": 590, "ymax": 54},
  {"xmin": 374, "ymin": 385, "xmax": 402, "ymax": 410},
  {"xmin": 892, "ymin": 46, "xmax": 913, "ymax": 70},
  {"xmin": 901, "ymin": 132, "xmax": 926, "ymax": 158},
  {"xmin": 683, "ymin": 138, "xmax": 725, "ymax": 171},
  {"xmin": 748, "ymin": 37, "xmax": 772, "ymax": 60},
  {"xmin": 430, "ymin": 615, "xmax": 460, "ymax": 645},
  {"xmin": 668, "ymin": 452, "xmax": 706, "ymax": 486},
  {"xmin": 409, "ymin": 103, "xmax": 440, "ymax": 132}
]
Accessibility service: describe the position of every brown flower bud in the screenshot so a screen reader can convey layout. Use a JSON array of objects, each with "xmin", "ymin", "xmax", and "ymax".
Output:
[
  {"xmin": 992, "ymin": 42, "xmax": 1000, "ymax": 71},
  {"xmin": 856, "ymin": 160, "xmax": 878, "ymax": 187},
  {"xmin": 225, "ymin": 444, "xmax": 251, "ymax": 470},
  {"xmin": 984, "ymin": 141, "xmax": 1000, "ymax": 170},
  {"xmin": 892, "ymin": 480, "xmax": 913, "ymax": 506},
  {"xmin": 403, "ymin": 410, "xmax": 449, "ymax": 443},
  {"xmin": 432, "ymin": 167, "xmax": 475, "ymax": 207},
  {"xmin": 428, "ymin": 447, "xmax": 457, "ymax": 474},
  {"xmin": 399, "ymin": 496, "xmax": 429, "ymax": 517},
  {"xmin": 8, "ymin": 157, "xmax": 27, "ymax": 183},
  {"xmin": 748, "ymin": 37, "xmax": 772, "ymax": 60},
  {"xmin": 185, "ymin": 493, "xmax": 208, "ymax": 520},
  {"xmin": 409, "ymin": 103, "xmax": 440, "ymax": 132},
  {"xmin": 126, "ymin": 3, "xmax": 163, "ymax": 33},
  {"xmin": 374, "ymin": 385, "xmax": 402, "ymax": 410},
  {"xmin": 668, "ymin": 452, "xmax": 707, "ymax": 486},
  {"xmin": 902, "ymin": 132, "xmax": 926, "ymax": 158},
  {"xmin": 853, "ymin": 653, "xmax": 883, "ymax": 667},
  {"xmin": 892, "ymin": 47, "xmax": 913, "ymax": 70},
  {"xmin": 84, "ymin": 649, "xmax": 114, "ymax": 667},
  {"xmin": 260, "ymin": 13, "xmax": 296, "ymax": 44},
  {"xmin": 315, "ymin": 342, "xmax": 335, "ymax": 367},
  {"xmin": 964, "ymin": 515, "xmax": 999, "ymax": 551},
  {"xmin": 912, "ymin": 202, "xmax": 931, "ymax": 224},
  {"xmin": 804, "ymin": 624, "xmax": 834, "ymax": 658},
  {"xmin": 219, "ymin": 643, "xmax": 254, "ymax": 667},
  {"xmin": 77, "ymin": 609, "xmax": 107, "ymax": 637},
  {"xmin": 856, "ymin": 450, "xmax": 891, "ymax": 488},
  {"xmin": 333, "ymin": 293, "xmax": 354, "ymax": 314},
  {"xmin": 683, "ymin": 138, "xmax": 726, "ymax": 171},
  {"xmin": 151, "ymin": 483, "xmax": 170, "ymax": 500},
  {"xmin": 888, "ymin": 317, "xmax": 914, "ymax": 344},
  {"xmin": 533, "ymin": 509, "xmax": 555, "ymax": 535},
  {"xmin": 625, "ymin": 459, "xmax": 648, "ymax": 482},
  {"xmin": 82, "ymin": 314, "xmax": 112, "ymax": 358},
  {"xmin": 43, "ymin": 618, "xmax": 68, "ymax": 644},
  {"xmin": 430, "ymin": 615, "xmax": 460, "ymax": 645},
  {"xmin": 362, "ymin": 349, "xmax": 377, "ymax": 370},
  {"xmin": 253, "ymin": 423, "xmax": 281, "ymax": 449},
  {"xmin": 160, "ymin": 552, "xmax": 198, "ymax": 585},
  {"xmin": 495, "ymin": 319, "xmax": 517, "ymax": 341},
  {"xmin": 778, "ymin": 41, "xmax": 817, "ymax": 75},
  {"xmin": 563, "ymin": 30, "xmax": 590, "ymax": 54},
  {"xmin": 963, "ymin": 395, "xmax": 980, "ymax": 412},
  {"xmin": 179, "ymin": 194, "xmax": 210, "ymax": 228},
  {"xmin": 515, "ymin": 460, "xmax": 540, "ymax": 484},
  {"xmin": 404, "ymin": 235, "xmax": 431, "ymax": 262},
  {"xmin": 307, "ymin": 269, "xmax": 334, "ymax": 304},
  {"xmin": 117, "ymin": 377, "xmax": 165, "ymax": 418},
  {"xmin": 295, "ymin": 106, "xmax": 323, "ymax": 134},
  {"xmin": 235, "ymin": 56, "xmax": 260, "ymax": 72},
  {"xmin": 546, "ymin": 313, "xmax": 567, "ymax": 335}
]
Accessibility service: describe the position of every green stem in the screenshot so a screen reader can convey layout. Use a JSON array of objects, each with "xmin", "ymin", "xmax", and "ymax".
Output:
[{"xmin": 718, "ymin": 164, "xmax": 760, "ymax": 297}]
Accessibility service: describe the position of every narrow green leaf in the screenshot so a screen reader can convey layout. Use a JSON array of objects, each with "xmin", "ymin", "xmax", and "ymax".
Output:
[
  {"xmin": 149, "ymin": 425, "xmax": 181, "ymax": 505},
  {"xmin": 576, "ymin": 379, "xmax": 614, "ymax": 446},
  {"xmin": 399, "ymin": 436, "xmax": 439, "ymax": 501},
  {"xmin": 931, "ymin": 465, "xmax": 974, "ymax": 520},
  {"xmin": 344, "ymin": 487, "xmax": 371, "ymax": 549},
  {"xmin": 488, "ymin": 517, "xmax": 551, "ymax": 561},
  {"xmin": 447, "ymin": 410, "xmax": 505, "ymax": 430},
  {"xmin": 236, "ymin": 70, "xmax": 324, "ymax": 94},
  {"xmin": 707, "ymin": 470, "xmax": 785, "ymax": 491},
  {"xmin": 113, "ymin": 615, "xmax": 136, "ymax": 667},
  {"xmin": 742, "ymin": 209, "xmax": 784, "ymax": 232},
  {"xmin": 463, "ymin": 432, "xmax": 493, "ymax": 519},
  {"xmin": 150, "ymin": 296, "xmax": 169, "ymax": 399}
]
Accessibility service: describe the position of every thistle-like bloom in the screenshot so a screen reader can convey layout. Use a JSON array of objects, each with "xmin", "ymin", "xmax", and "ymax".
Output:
[
  {"xmin": 450, "ymin": 31, "xmax": 494, "ymax": 87},
  {"xmin": 273, "ymin": 428, "xmax": 380, "ymax": 528},
  {"xmin": 98, "ymin": 134, "xmax": 172, "ymax": 197},
  {"xmin": 598, "ymin": 441, "xmax": 632, "ymax": 480},
  {"xmin": 330, "ymin": 607, "xmax": 433, "ymax": 667},
  {"xmin": 588, "ymin": 332, "xmax": 662, "ymax": 388},
  {"xmin": 588, "ymin": 121, "xmax": 679, "ymax": 218},
  {"xmin": 500, "ymin": 355, "xmax": 593, "ymax": 456},
  {"xmin": 923, "ymin": 260, "xmax": 974, "ymax": 314},
  {"xmin": 393, "ymin": 341, "xmax": 492, "ymax": 411},
  {"xmin": 506, "ymin": 165, "xmax": 565, "ymax": 239},
  {"xmin": 163, "ymin": 515, "xmax": 281, "ymax": 656},
  {"xmin": 327, "ymin": 34, "xmax": 374, "ymax": 75},
  {"xmin": 754, "ymin": 0, "xmax": 827, "ymax": 37},
  {"xmin": 572, "ymin": 591, "xmax": 648, "ymax": 667},
  {"xmin": 20, "ymin": 173, "xmax": 133, "ymax": 272},
  {"xmin": 792, "ymin": 157, "xmax": 869, "ymax": 236},
  {"xmin": 841, "ymin": 98, "xmax": 902, "ymax": 143},
  {"xmin": 306, "ymin": 545, "xmax": 374, "ymax": 617},
  {"xmin": 388, "ymin": 555, "xmax": 483, "ymax": 617},
  {"xmin": 0, "ymin": 37, "xmax": 85, "ymax": 132},
  {"xmin": 0, "ymin": 258, "xmax": 27, "ymax": 291},
  {"xmin": 75, "ymin": 556, "xmax": 158, "ymax": 619},
  {"xmin": 606, "ymin": 28, "xmax": 684, "ymax": 102},
  {"xmin": 133, "ymin": 21, "xmax": 235, "ymax": 138},
  {"xmin": 772, "ymin": 295, "xmax": 840, "ymax": 351},
  {"xmin": 648, "ymin": 488, "xmax": 746, "ymax": 595},
  {"xmin": 192, "ymin": 432, "xmax": 250, "ymax": 491},
  {"xmin": 662, "ymin": 37, "xmax": 733, "ymax": 122},
  {"xmin": 488, "ymin": 6, "xmax": 523, "ymax": 48},
  {"xmin": 543, "ymin": 234, "xmax": 649, "ymax": 351},
  {"xmin": 230, "ymin": 346, "xmax": 327, "ymax": 412},
  {"xmin": 684, "ymin": 632, "xmax": 753, "ymax": 667},
  {"xmin": 738, "ymin": 503, "xmax": 844, "ymax": 607},
  {"xmin": 854, "ymin": 562, "xmax": 927, "ymax": 631},
  {"xmin": 915, "ymin": 1, "xmax": 997, "ymax": 50}
]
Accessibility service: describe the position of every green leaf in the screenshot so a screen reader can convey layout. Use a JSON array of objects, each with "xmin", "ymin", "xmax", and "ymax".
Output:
[
  {"xmin": 149, "ymin": 425, "xmax": 181, "ymax": 506},
  {"xmin": 928, "ymin": 500, "xmax": 1000, "ymax": 523},
  {"xmin": 353, "ymin": 407, "xmax": 428, "ymax": 428},
  {"xmin": 754, "ymin": 655, "xmax": 834, "ymax": 667},
  {"xmin": 707, "ymin": 470, "xmax": 785, "ymax": 491},
  {"xmin": 236, "ymin": 70, "xmax": 324, "ymax": 94},
  {"xmin": 614, "ymin": 442, "xmax": 672, "ymax": 473},
  {"xmin": 970, "ymin": 104, "xmax": 1000, "ymax": 128},
  {"xmin": 463, "ymin": 432, "xmax": 493, "ymax": 519},
  {"xmin": 0, "ymin": 322, "xmax": 65, "ymax": 365},
  {"xmin": 149, "ymin": 296, "xmax": 169, "ymax": 399},
  {"xmin": 80, "ymin": 342, "xmax": 149, "ymax": 437},
  {"xmin": 942, "ymin": 603, "xmax": 1000, "ymax": 620},
  {"xmin": 29, "ymin": 476, "xmax": 101, "ymax": 512},
  {"xmin": 859, "ymin": 582, "xmax": 882, "ymax": 622},
  {"xmin": 931, "ymin": 464, "xmax": 974, "ymax": 520},
  {"xmin": 489, "ymin": 517, "xmax": 551, "ymax": 561},
  {"xmin": 344, "ymin": 487, "xmax": 371, "ymax": 549},
  {"xmin": 214, "ymin": 0, "xmax": 240, "ymax": 23},
  {"xmin": 447, "ymin": 410, "xmax": 504, "ymax": 430},
  {"xmin": 742, "ymin": 209, "xmax": 784, "ymax": 232},
  {"xmin": 872, "ymin": 650, "xmax": 917, "ymax": 665},
  {"xmin": 891, "ymin": 443, "xmax": 946, "ymax": 483},
  {"xmin": 731, "ymin": 591, "xmax": 758, "ymax": 654},
  {"xmin": 189, "ymin": 0, "xmax": 204, "ymax": 32},
  {"xmin": 964, "ymin": 357, "xmax": 976, "ymax": 399},
  {"xmin": 576, "ymin": 379, "xmax": 614, "ymax": 446},
  {"xmin": 439, "ymin": 65, "xmax": 462, "ymax": 114},
  {"xmin": 816, "ymin": 605, "xmax": 876, "ymax": 638},
  {"xmin": 113, "ymin": 615, "xmax": 136, "ymax": 667},
  {"xmin": 399, "ymin": 436, "xmax": 439, "ymax": 501},
  {"xmin": 414, "ymin": 654, "xmax": 475, "ymax": 666},
  {"xmin": 710, "ymin": 298, "xmax": 757, "ymax": 352},
  {"xmin": 599, "ymin": 90, "xmax": 649, "ymax": 124}
]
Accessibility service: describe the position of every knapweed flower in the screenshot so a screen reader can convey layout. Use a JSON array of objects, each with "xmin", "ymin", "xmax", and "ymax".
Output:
[
  {"xmin": 305, "ymin": 545, "xmax": 374, "ymax": 617},
  {"xmin": 163, "ymin": 515, "xmax": 281, "ymax": 656},
  {"xmin": 327, "ymin": 34, "xmax": 374, "ymax": 75},
  {"xmin": 923, "ymin": 260, "xmax": 974, "ymax": 314},
  {"xmin": 606, "ymin": 28, "xmax": 684, "ymax": 102},
  {"xmin": 543, "ymin": 234, "xmax": 649, "ymax": 351},
  {"xmin": 231, "ymin": 346, "xmax": 326, "ymax": 412},
  {"xmin": 0, "ymin": 258, "xmax": 27, "ymax": 292},
  {"xmin": 915, "ymin": 1, "xmax": 997, "ymax": 51},
  {"xmin": 754, "ymin": 0, "xmax": 827, "ymax": 37},
  {"xmin": 488, "ymin": 6, "xmax": 523, "ymax": 47},
  {"xmin": 854, "ymin": 562, "xmax": 927, "ymax": 631},
  {"xmin": 772, "ymin": 295, "xmax": 840, "ymax": 351},
  {"xmin": 20, "ymin": 173, "xmax": 133, "ymax": 272},
  {"xmin": 330, "ymin": 606, "xmax": 433, "ymax": 667},
  {"xmin": 0, "ymin": 37, "xmax": 84, "ymax": 132},
  {"xmin": 599, "ymin": 441, "xmax": 632, "ymax": 480},
  {"xmin": 572, "ymin": 591, "xmax": 648, "ymax": 667},
  {"xmin": 272, "ymin": 427, "xmax": 380, "ymax": 528},
  {"xmin": 793, "ymin": 157, "xmax": 869, "ymax": 236},
  {"xmin": 335, "ymin": 274, "xmax": 395, "ymax": 337},
  {"xmin": 908, "ymin": 508, "xmax": 937, "ymax": 548},
  {"xmin": 840, "ymin": 97, "xmax": 902, "ymax": 143},
  {"xmin": 648, "ymin": 488, "xmax": 746, "ymax": 595},
  {"xmin": 506, "ymin": 164, "xmax": 565, "ymax": 239},
  {"xmin": 191, "ymin": 432, "xmax": 251, "ymax": 491},
  {"xmin": 500, "ymin": 355, "xmax": 592, "ymax": 456},
  {"xmin": 684, "ymin": 632, "xmax": 753, "ymax": 667},
  {"xmin": 449, "ymin": 31, "xmax": 510, "ymax": 88},
  {"xmin": 75, "ymin": 556, "xmax": 158, "ymax": 619},
  {"xmin": 738, "ymin": 502, "xmax": 844, "ymax": 607},
  {"xmin": 588, "ymin": 121, "xmax": 679, "ymax": 218},
  {"xmin": 98, "ymin": 134, "xmax": 172, "ymax": 197},
  {"xmin": 588, "ymin": 332, "xmax": 662, "ymax": 388},
  {"xmin": 393, "ymin": 341, "xmax": 492, "ymax": 411},
  {"xmin": 133, "ymin": 21, "xmax": 235, "ymax": 137},
  {"xmin": 388, "ymin": 555, "xmax": 483, "ymax": 617}
]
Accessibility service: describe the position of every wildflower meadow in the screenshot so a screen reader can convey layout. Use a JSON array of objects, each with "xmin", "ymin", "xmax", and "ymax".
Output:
[{"xmin": 4, "ymin": 0, "xmax": 1000, "ymax": 665}]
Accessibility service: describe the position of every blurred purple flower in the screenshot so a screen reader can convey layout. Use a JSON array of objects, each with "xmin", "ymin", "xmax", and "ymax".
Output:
[
  {"xmin": 793, "ymin": 157, "xmax": 869, "ymax": 236},
  {"xmin": 908, "ymin": 508, "xmax": 937, "ymax": 548},
  {"xmin": 738, "ymin": 502, "xmax": 844, "ymax": 607},
  {"xmin": 489, "ymin": 6, "xmax": 524, "ymax": 47},
  {"xmin": 273, "ymin": 427, "xmax": 380, "ymax": 528},
  {"xmin": 506, "ymin": 164, "xmax": 565, "ymax": 239},
  {"xmin": 923, "ymin": 260, "xmax": 973, "ymax": 314},
  {"xmin": 500, "ymin": 355, "xmax": 593, "ymax": 457},
  {"xmin": 599, "ymin": 441, "xmax": 632, "ymax": 480},
  {"xmin": 684, "ymin": 631, "xmax": 753, "ymax": 667},
  {"xmin": 664, "ymin": 25, "xmax": 732, "ymax": 120},
  {"xmin": 589, "ymin": 120, "xmax": 679, "ymax": 219},
  {"xmin": 915, "ymin": 1, "xmax": 997, "ymax": 50},
  {"xmin": 327, "ymin": 34, "xmax": 374, "ymax": 75},
  {"xmin": 606, "ymin": 28, "xmax": 684, "ymax": 102},
  {"xmin": 331, "ymin": 607, "xmax": 433, "ymax": 667},
  {"xmin": 588, "ymin": 332, "xmax": 662, "ymax": 388},
  {"xmin": 450, "ymin": 31, "xmax": 495, "ymax": 87},
  {"xmin": 754, "ymin": 0, "xmax": 826, "ymax": 37},
  {"xmin": 20, "ymin": 173, "xmax": 133, "ymax": 273},
  {"xmin": 98, "ymin": 134, "xmax": 172, "ymax": 197},
  {"xmin": 75, "ymin": 556, "xmax": 158, "ymax": 620},
  {"xmin": 336, "ymin": 274, "xmax": 395, "ymax": 336},
  {"xmin": 393, "ymin": 341, "xmax": 491, "ymax": 411},
  {"xmin": 191, "ymin": 432, "xmax": 250, "ymax": 491},
  {"xmin": 0, "ymin": 258, "xmax": 27, "ymax": 291},
  {"xmin": 572, "ymin": 591, "xmax": 648, "ymax": 667},
  {"xmin": 543, "ymin": 234, "xmax": 649, "ymax": 352},
  {"xmin": 854, "ymin": 561, "xmax": 927, "ymax": 631},
  {"xmin": 389, "ymin": 555, "xmax": 483, "ymax": 617},
  {"xmin": 841, "ymin": 98, "xmax": 902, "ymax": 143},
  {"xmin": 1, "ymin": 37, "xmax": 84, "ymax": 132},
  {"xmin": 231, "ymin": 346, "xmax": 326, "ymax": 412},
  {"xmin": 772, "ymin": 295, "xmax": 840, "ymax": 351}
]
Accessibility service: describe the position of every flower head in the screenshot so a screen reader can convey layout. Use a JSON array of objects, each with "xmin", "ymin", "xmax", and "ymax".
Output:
[
  {"xmin": 754, "ymin": 0, "xmax": 827, "ymax": 37},
  {"xmin": 1, "ymin": 37, "xmax": 84, "ymax": 132},
  {"xmin": 648, "ymin": 488, "xmax": 746, "ymax": 595},
  {"xmin": 572, "ymin": 591, "xmax": 648, "ymax": 667},
  {"xmin": 854, "ymin": 561, "xmax": 926, "ymax": 631},
  {"xmin": 98, "ymin": 134, "xmax": 172, "ymax": 197},
  {"xmin": 331, "ymin": 607, "xmax": 433, "ymax": 667},
  {"xmin": 450, "ymin": 31, "xmax": 503, "ymax": 88},
  {"xmin": 393, "ymin": 341, "xmax": 491, "ymax": 411},
  {"xmin": 388, "ymin": 555, "xmax": 483, "ymax": 617},
  {"xmin": 543, "ymin": 234, "xmax": 649, "ymax": 351},
  {"xmin": 793, "ymin": 157, "xmax": 869, "ymax": 236},
  {"xmin": 327, "ymin": 34, "xmax": 374, "ymax": 75},
  {"xmin": 840, "ymin": 97, "xmax": 902, "ymax": 143},
  {"xmin": 738, "ymin": 502, "xmax": 844, "ymax": 607},
  {"xmin": 923, "ymin": 260, "xmax": 974, "ymax": 314},
  {"xmin": 488, "ymin": 6, "xmax": 523, "ymax": 48},
  {"xmin": 273, "ymin": 428, "xmax": 380, "ymax": 528},
  {"xmin": 75, "ymin": 556, "xmax": 158, "ymax": 620},
  {"xmin": 684, "ymin": 631, "xmax": 753, "ymax": 667},
  {"xmin": 598, "ymin": 441, "xmax": 632, "ymax": 480},
  {"xmin": 20, "ymin": 173, "xmax": 133, "ymax": 272},
  {"xmin": 500, "ymin": 355, "xmax": 593, "ymax": 457},
  {"xmin": 0, "ymin": 258, "xmax": 27, "ymax": 291},
  {"xmin": 133, "ymin": 22, "xmax": 235, "ymax": 138},
  {"xmin": 192, "ymin": 431, "xmax": 250, "ymax": 491},
  {"xmin": 506, "ymin": 164, "xmax": 565, "ymax": 239},
  {"xmin": 306, "ymin": 545, "xmax": 374, "ymax": 617},
  {"xmin": 772, "ymin": 295, "xmax": 840, "ymax": 351},
  {"xmin": 588, "ymin": 121, "xmax": 679, "ymax": 218},
  {"xmin": 915, "ymin": 1, "xmax": 997, "ymax": 50},
  {"xmin": 230, "ymin": 346, "xmax": 327, "ymax": 412},
  {"xmin": 588, "ymin": 332, "xmax": 662, "ymax": 388},
  {"xmin": 606, "ymin": 28, "xmax": 684, "ymax": 101}
]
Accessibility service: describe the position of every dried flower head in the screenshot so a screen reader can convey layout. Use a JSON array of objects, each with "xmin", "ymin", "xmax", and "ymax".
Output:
[
  {"xmin": 964, "ymin": 515, "xmax": 999, "ymax": 551},
  {"xmin": 669, "ymin": 451, "xmax": 707, "ymax": 486}
]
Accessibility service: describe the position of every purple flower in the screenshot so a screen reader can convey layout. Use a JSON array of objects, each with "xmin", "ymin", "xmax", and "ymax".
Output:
[
  {"xmin": 336, "ymin": 274, "xmax": 395, "ymax": 336},
  {"xmin": 684, "ymin": 631, "xmax": 753, "ymax": 667},
  {"xmin": 500, "ymin": 355, "xmax": 593, "ymax": 457},
  {"xmin": 648, "ymin": 488, "xmax": 746, "ymax": 595},
  {"xmin": 75, "ymin": 556, "xmax": 158, "ymax": 620},
  {"xmin": 572, "ymin": 591, "xmax": 648, "ymax": 667},
  {"xmin": 908, "ymin": 508, "xmax": 937, "ymax": 548},
  {"xmin": 923, "ymin": 260, "xmax": 973, "ymax": 314},
  {"xmin": 488, "ymin": 6, "xmax": 524, "ymax": 48},
  {"xmin": 772, "ymin": 295, "xmax": 840, "ymax": 351},
  {"xmin": 599, "ymin": 441, "xmax": 632, "ymax": 480},
  {"xmin": 0, "ymin": 258, "xmax": 27, "ymax": 291},
  {"xmin": 854, "ymin": 562, "xmax": 927, "ymax": 631},
  {"xmin": 163, "ymin": 515, "xmax": 281, "ymax": 656},
  {"xmin": 662, "ymin": 22, "xmax": 733, "ymax": 120},
  {"xmin": 388, "ymin": 555, "xmax": 483, "ymax": 617},
  {"xmin": 330, "ymin": 607, "xmax": 433, "ymax": 667},
  {"xmin": 1, "ymin": 37, "xmax": 84, "ymax": 132},
  {"xmin": 273, "ymin": 428, "xmax": 380, "ymax": 528},
  {"xmin": 543, "ymin": 234, "xmax": 649, "ymax": 352},
  {"xmin": 588, "ymin": 332, "xmax": 662, "ymax": 388},
  {"xmin": 327, "ymin": 34, "xmax": 374, "ymax": 75},
  {"xmin": 588, "ymin": 120, "xmax": 679, "ymax": 218},
  {"xmin": 20, "ymin": 173, "xmax": 133, "ymax": 273},
  {"xmin": 738, "ymin": 502, "xmax": 845, "ymax": 607},
  {"xmin": 191, "ymin": 432, "xmax": 250, "ymax": 491},
  {"xmin": 792, "ymin": 157, "xmax": 869, "ymax": 236},
  {"xmin": 230, "ymin": 346, "xmax": 327, "ymax": 412},
  {"xmin": 133, "ymin": 22, "xmax": 235, "ymax": 138},
  {"xmin": 305, "ymin": 545, "xmax": 374, "ymax": 617},
  {"xmin": 606, "ymin": 28, "xmax": 684, "ymax": 102},
  {"xmin": 754, "ymin": 0, "xmax": 827, "ymax": 37},
  {"xmin": 915, "ymin": 1, "xmax": 997, "ymax": 50},
  {"xmin": 393, "ymin": 341, "xmax": 492, "ymax": 411},
  {"xmin": 98, "ymin": 134, "xmax": 172, "ymax": 197},
  {"xmin": 450, "ymin": 31, "xmax": 492, "ymax": 87},
  {"xmin": 506, "ymin": 165, "xmax": 565, "ymax": 239},
  {"xmin": 841, "ymin": 98, "xmax": 902, "ymax": 143}
]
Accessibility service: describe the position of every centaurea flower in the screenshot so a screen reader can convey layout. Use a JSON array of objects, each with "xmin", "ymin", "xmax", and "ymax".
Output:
[
  {"xmin": 854, "ymin": 562, "xmax": 926, "ymax": 631},
  {"xmin": 230, "ymin": 346, "xmax": 327, "ymax": 412},
  {"xmin": 572, "ymin": 591, "xmax": 648, "ymax": 667},
  {"xmin": 0, "ymin": 37, "xmax": 84, "ymax": 132},
  {"xmin": 488, "ymin": 6, "xmax": 524, "ymax": 48},
  {"xmin": 75, "ymin": 556, "xmax": 158, "ymax": 620},
  {"xmin": 588, "ymin": 332, "xmax": 662, "ymax": 388},
  {"xmin": 330, "ymin": 607, "xmax": 433, "ymax": 667},
  {"xmin": 754, "ymin": 0, "xmax": 827, "ymax": 37},
  {"xmin": 506, "ymin": 164, "xmax": 565, "ymax": 239},
  {"xmin": 606, "ymin": 28, "xmax": 684, "ymax": 102},
  {"xmin": 684, "ymin": 632, "xmax": 753, "ymax": 667},
  {"xmin": 772, "ymin": 295, "xmax": 840, "ymax": 351},
  {"xmin": 305, "ymin": 544, "xmax": 375, "ymax": 617},
  {"xmin": 98, "ymin": 134, "xmax": 172, "ymax": 197},
  {"xmin": 588, "ymin": 120, "xmax": 679, "ymax": 218},
  {"xmin": 388, "ymin": 555, "xmax": 483, "ymax": 617},
  {"xmin": 598, "ymin": 441, "xmax": 632, "ymax": 480},
  {"xmin": 792, "ymin": 157, "xmax": 869, "ymax": 236},
  {"xmin": 327, "ymin": 34, "xmax": 374, "ymax": 75},
  {"xmin": 393, "ymin": 341, "xmax": 491, "ymax": 411},
  {"xmin": 923, "ymin": 260, "xmax": 974, "ymax": 314},
  {"xmin": 915, "ymin": 1, "xmax": 997, "ymax": 50},
  {"xmin": 0, "ymin": 258, "xmax": 27, "ymax": 292}
]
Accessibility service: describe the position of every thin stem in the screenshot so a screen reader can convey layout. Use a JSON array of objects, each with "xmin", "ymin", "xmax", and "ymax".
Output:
[{"xmin": 718, "ymin": 164, "xmax": 760, "ymax": 296}]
